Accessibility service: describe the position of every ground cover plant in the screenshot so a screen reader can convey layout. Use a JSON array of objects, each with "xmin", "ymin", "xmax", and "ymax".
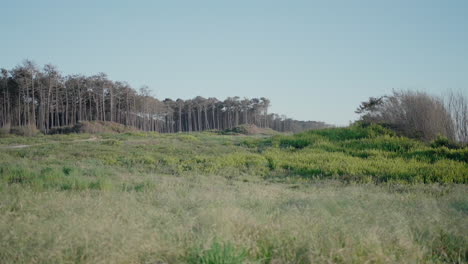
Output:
[{"xmin": 0, "ymin": 125, "xmax": 467, "ymax": 263}]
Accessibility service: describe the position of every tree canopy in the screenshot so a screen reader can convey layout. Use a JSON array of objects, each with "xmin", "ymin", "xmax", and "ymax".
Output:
[{"xmin": 0, "ymin": 61, "xmax": 330, "ymax": 134}]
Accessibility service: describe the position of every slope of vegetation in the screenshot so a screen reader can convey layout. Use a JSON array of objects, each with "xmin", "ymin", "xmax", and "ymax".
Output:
[
  {"xmin": 2, "ymin": 124, "xmax": 465, "ymax": 189},
  {"xmin": 0, "ymin": 125, "xmax": 467, "ymax": 263},
  {"xmin": 260, "ymin": 124, "xmax": 467, "ymax": 184}
]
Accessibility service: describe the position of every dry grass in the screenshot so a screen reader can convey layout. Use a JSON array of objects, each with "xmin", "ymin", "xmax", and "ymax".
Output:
[
  {"xmin": 0, "ymin": 174, "xmax": 466, "ymax": 263},
  {"xmin": 78, "ymin": 121, "xmax": 138, "ymax": 134},
  {"xmin": 8, "ymin": 124, "xmax": 40, "ymax": 136},
  {"xmin": 0, "ymin": 123, "xmax": 11, "ymax": 136}
]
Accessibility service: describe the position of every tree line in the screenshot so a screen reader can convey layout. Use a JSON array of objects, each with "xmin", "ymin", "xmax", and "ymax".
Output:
[{"xmin": 0, "ymin": 60, "xmax": 329, "ymax": 134}]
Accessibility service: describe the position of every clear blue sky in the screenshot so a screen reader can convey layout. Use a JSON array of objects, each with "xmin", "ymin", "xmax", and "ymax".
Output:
[{"xmin": 1, "ymin": 0, "xmax": 467, "ymax": 125}]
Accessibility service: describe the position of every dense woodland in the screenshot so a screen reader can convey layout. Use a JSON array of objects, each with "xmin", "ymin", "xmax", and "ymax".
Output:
[{"xmin": 0, "ymin": 61, "xmax": 329, "ymax": 134}]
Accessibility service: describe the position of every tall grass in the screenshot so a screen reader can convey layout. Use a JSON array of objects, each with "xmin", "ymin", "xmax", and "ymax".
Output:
[
  {"xmin": 0, "ymin": 175, "xmax": 466, "ymax": 263},
  {"xmin": 0, "ymin": 127, "xmax": 467, "ymax": 263}
]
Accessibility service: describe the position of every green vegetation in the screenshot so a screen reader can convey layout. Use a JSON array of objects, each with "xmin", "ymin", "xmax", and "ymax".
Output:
[
  {"xmin": 261, "ymin": 125, "xmax": 467, "ymax": 184},
  {"xmin": 0, "ymin": 125, "xmax": 467, "ymax": 263}
]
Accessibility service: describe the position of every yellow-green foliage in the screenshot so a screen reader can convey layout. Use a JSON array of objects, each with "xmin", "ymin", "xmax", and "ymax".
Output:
[
  {"xmin": 0, "ymin": 125, "xmax": 467, "ymax": 188},
  {"xmin": 261, "ymin": 124, "xmax": 467, "ymax": 184}
]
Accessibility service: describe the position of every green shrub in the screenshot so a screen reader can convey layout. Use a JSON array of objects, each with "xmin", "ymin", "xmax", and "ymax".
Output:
[
  {"xmin": 187, "ymin": 241, "xmax": 246, "ymax": 264},
  {"xmin": 430, "ymin": 135, "xmax": 462, "ymax": 149},
  {"xmin": 3, "ymin": 167, "xmax": 34, "ymax": 184},
  {"xmin": 340, "ymin": 136, "xmax": 421, "ymax": 153},
  {"xmin": 407, "ymin": 147, "xmax": 468, "ymax": 163},
  {"xmin": 62, "ymin": 166, "xmax": 73, "ymax": 175},
  {"xmin": 310, "ymin": 124, "xmax": 395, "ymax": 141},
  {"xmin": 268, "ymin": 124, "xmax": 395, "ymax": 150}
]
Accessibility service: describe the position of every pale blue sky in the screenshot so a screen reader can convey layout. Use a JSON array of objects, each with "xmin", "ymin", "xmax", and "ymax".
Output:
[{"xmin": 1, "ymin": 0, "xmax": 467, "ymax": 125}]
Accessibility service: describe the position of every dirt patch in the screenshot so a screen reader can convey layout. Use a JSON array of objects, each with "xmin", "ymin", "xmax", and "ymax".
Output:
[{"xmin": 2, "ymin": 144, "xmax": 30, "ymax": 149}]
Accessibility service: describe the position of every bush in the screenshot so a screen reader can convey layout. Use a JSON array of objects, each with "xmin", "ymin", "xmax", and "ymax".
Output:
[
  {"xmin": 48, "ymin": 121, "xmax": 137, "ymax": 134},
  {"xmin": 307, "ymin": 124, "xmax": 394, "ymax": 141},
  {"xmin": 430, "ymin": 135, "xmax": 462, "ymax": 149},
  {"xmin": 48, "ymin": 124, "xmax": 82, "ymax": 134},
  {"xmin": 10, "ymin": 125, "xmax": 40, "ymax": 136},
  {"xmin": 0, "ymin": 123, "xmax": 11, "ymax": 136},
  {"xmin": 340, "ymin": 136, "xmax": 421, "ymax": 153},
  {"xmin": 356, "ymin": 90, "xmax": 455, "ymax": 141},
  {"xmin": 269, "ymin": 124, "xmax": 394, "ymax": 150},
  {"xmin": 409, "ymin": 147, "xmax": 468, "ymax": 163}
]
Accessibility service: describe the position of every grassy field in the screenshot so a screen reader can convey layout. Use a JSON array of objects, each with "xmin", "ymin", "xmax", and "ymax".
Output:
[{"xmin": 0, "ymin": 125, "xmax": 467, "ymax": 263}]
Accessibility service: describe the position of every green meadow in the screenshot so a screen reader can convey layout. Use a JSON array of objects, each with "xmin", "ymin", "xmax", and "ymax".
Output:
[{"xmin": 0, "ymin": 125, "xmax": 467, "ymax": 263}]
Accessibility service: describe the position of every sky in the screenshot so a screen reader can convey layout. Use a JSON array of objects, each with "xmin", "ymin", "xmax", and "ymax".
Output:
[{"xmin": 1, "ymin": 0, "xmax": 467, "ymax": 125}]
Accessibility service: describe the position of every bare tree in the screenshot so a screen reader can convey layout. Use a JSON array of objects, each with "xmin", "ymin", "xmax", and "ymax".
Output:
[
  {"xmin": 357, "ymin": 90, "xmax": 456, "ymax": 141},
  {"xmin": 445, "ymin": 90, "xmax": 468, "ymax": 143}
]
